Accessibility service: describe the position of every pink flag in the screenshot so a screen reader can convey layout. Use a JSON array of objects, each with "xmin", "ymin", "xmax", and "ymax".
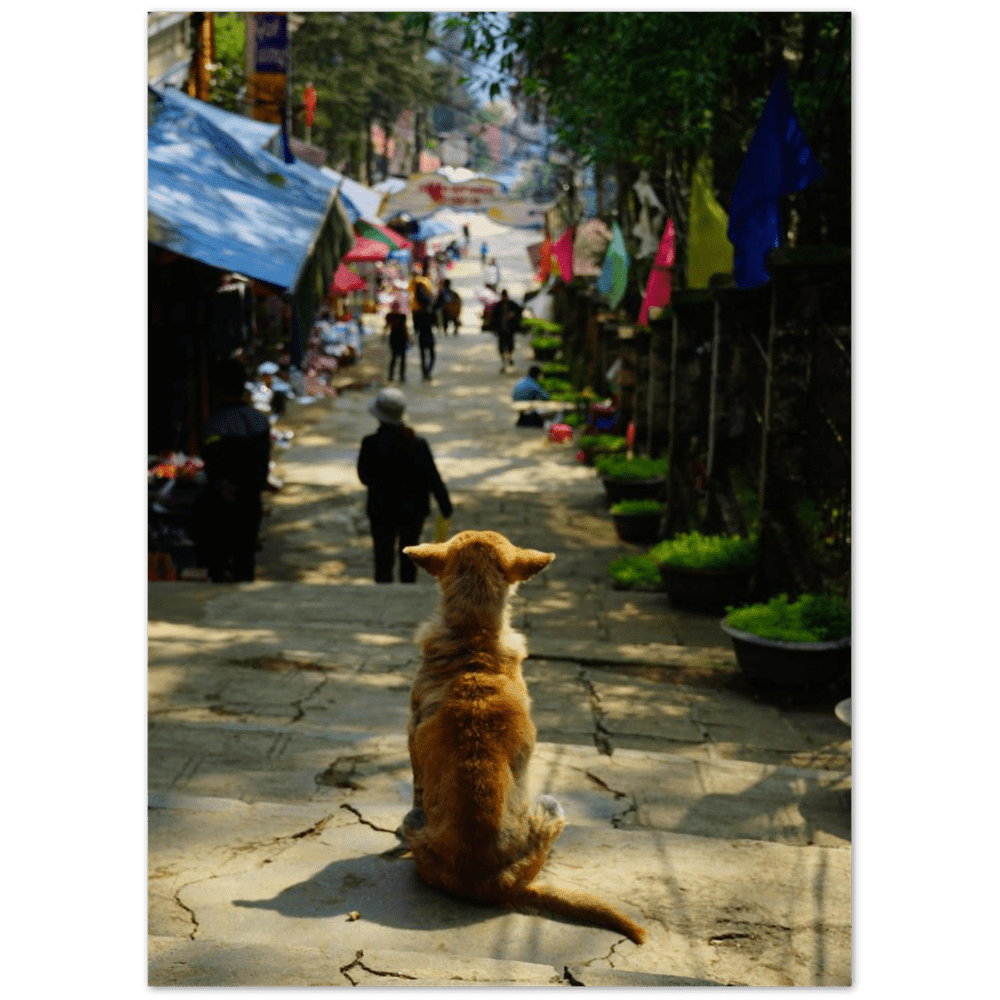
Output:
[
  {"xmin": 552, "ymin": 227, "xmax": 574, "ymax": 282},
  {"xmin": 638, "ymin": 218, "xmax": 676, "ymax": 325}
]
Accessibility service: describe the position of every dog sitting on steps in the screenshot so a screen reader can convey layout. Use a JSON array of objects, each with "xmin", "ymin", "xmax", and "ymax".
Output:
[{"xmin": 399, "ymin": 530, "xmax": 647, "ymax": 945}]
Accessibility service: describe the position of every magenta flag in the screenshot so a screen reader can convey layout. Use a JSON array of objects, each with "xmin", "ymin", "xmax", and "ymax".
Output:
[
  {"xmin": 552, "ymin": 227, "xmax": 574, "ymax": 281},
  {"xmin": 638, "ymin": 218, "xmax": 675, "ymax": 325}
]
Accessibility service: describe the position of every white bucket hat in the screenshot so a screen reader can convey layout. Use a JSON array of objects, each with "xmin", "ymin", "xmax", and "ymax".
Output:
[{"xmin": 369, "ymin": 387, "xmax": 407, "ymax": 425}]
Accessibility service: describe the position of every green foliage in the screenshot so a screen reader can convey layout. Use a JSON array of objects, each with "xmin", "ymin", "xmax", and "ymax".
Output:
[
  {"xmin": 650, "ymin": 531, "xmax": 757, "ymax": 571},
  {"xmin": 560, "ymin": 411, "xmax": 585, "ymax": 427},
  {"xmin": 725, "ymin": 593, "xmax": 851, "ymax": 642},
  {"xmin": 523, "ymin": 317, "xmax": 564, "ymax": 335},
  {"xmin": 288, "ymin": 12, "xmax": 451, "ymax": 176},
  {"xmin": 579, "ymin": 434, "xmax": 627, "ymax": 454},
  {"xmin": 611, "ymin": 499, "xmax": 664, "ymax": 516},
  {"xmin": 541, "ymin": 362, "xmax": 570, "ymax": 377},
  {"xmin": 539, "ymin": 377, "xmax": 573, "ymax": 395},
  {"xmin": 595, "ymin": 455, "xmax": 668, "ymax": 479},
  {"xmin": 207, "ymin": 13, "xmax": 245, "ymax": 112},
  {"xmin": 530, "ymin": 336, "xmax": 563, "ymax": 351},
  {"xmin": 607, "ymin": 554, "xmax": 662, "ymax": 590}
]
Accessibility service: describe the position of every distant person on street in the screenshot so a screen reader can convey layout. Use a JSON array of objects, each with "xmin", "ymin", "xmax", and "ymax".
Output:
[
  {"xmin": 385, "ymin": 299, "xmax": 410, "ymax": 383},
  {"xmin": 512, "ymin": 366, "xmax": 551, "ymax": 401},
  {"xmin": 495, "ymin": 289, "xmax": 519, "ymax": 372},
  {"xmin": 433, "ymin": 278, "xmax": 461, "ymax": 336},
  {"xmin": 480, "ymin": 241, "xmax": 488, "ymax": 265},
  {"xmin": 197, "ymin": 358, "xmax": 272, "ymax": 583},
  {"xmin": 357, "ymin": 388, "xmax": 453, "ymax": 584},
  {"xmin": 484, "ymin": 257, "xmax": 501, "ymax": 292},
  {"xmin": 408, "ymin": 264, "xmax": 437, "ymax": 381},
  {"xmin": 463, "ymin": 223, "xmax": 470, "ymax": 252}
]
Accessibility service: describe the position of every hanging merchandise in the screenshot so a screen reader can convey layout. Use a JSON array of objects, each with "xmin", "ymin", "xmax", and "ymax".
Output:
[{"xmin": 632, "ymin": 170, "xmax": 665, "ymax": 258}]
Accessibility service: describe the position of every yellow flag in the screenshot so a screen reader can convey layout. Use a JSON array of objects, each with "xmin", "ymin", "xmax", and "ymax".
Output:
[{"xmin": 687, "ymin": 155, "xmax": 734, "ymax": 289}]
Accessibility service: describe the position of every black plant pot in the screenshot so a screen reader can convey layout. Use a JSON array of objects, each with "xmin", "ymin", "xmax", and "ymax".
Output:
[
  {"xmin": 656, "ymin": 564, "xmax": 753, "ymax": 609},
  {"xmin": 613, "ymin": 511, "xmax": 662, "ymax": 543},
  {"xmin": 720, "ymin": 619, "xmax": 851, "ymax": 690},
  {"xmin": 601, "ymin": 476, "xmax": 666, "ymax": 504},
  {"xmin": 532, "ymin": 347, "xmax": 559, "ymax": 361}
]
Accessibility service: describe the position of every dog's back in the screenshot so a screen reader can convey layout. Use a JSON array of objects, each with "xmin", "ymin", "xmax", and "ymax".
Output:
[{"xmin": 402, "ymin": 531, "xmax": 646, "ymax": 944}]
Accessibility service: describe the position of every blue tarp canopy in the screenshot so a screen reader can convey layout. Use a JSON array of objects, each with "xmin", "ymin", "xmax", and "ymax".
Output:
[{"xmin": 147, "ymin": 86, "xmax": 353, "ymax": 291}]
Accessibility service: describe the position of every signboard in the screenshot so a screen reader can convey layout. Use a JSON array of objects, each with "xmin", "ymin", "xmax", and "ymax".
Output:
[
  {"xmin": 384, "ymin": 173, "xmax": 508, "ymax": 217},
  {"xmin": 254, "ymin": 14, "xmax": 288, "ymax": 73}
]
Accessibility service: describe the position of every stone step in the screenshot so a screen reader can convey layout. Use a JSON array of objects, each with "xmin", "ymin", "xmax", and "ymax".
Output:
[
  {"xmin": 149, "ymin": 725, "xmax": 850, "ymax": 849},
  {"xmin": 148, "ymin": 788, "xmax": 849, "ymax": 986},
  {"xmin": 149, "ymin": 935, "xmax": 726, "ymax": 987}
]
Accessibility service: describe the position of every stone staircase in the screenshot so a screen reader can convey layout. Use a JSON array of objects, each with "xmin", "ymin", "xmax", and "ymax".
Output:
[{"xmin": 148, "ymin": 579, "xmax": 851, "ymax": 987}]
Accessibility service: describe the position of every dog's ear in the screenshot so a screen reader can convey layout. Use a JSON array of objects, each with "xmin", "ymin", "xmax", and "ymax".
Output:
[
  {"xmin": 506, "ymin": 548, "xmax": 555, "ymax": 583},
  {"xmin": 403, "ymin": 543, "xmax": 450, "ymax": 578}
]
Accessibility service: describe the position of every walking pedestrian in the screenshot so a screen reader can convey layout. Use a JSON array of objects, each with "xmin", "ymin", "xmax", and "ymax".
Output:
[
  {"xmin": 357, "ymin": 388, "xmax": 453, "ymax": 584},
  {"xmin": 484, "ymin": 257, "xmax": 501, "ymax": 292},
  {"xmin": 480, "ymin": 241, "xmax": 488, "ymax": 265},
  {"xmin": 385, "ymin": 299, "xmax": 409, "ymax": 382},
  {"xmin": 197, "ymin": 358, "xmax": 272, "ymax": 583},
  {"xmin": 408, "ymin": 264, "xmax": 436, "ymax": 381},
  {"xmin": 494, "ymin": 289, "xmax": 520, "ymax": 372},
  {"xmin": 433, "ymin": 278, "xmax": 461, "ymax": 336}
]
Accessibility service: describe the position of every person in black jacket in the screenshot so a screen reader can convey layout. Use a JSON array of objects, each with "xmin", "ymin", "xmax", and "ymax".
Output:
[
  {"xmin": 357, "ymin": 388, "xmax": 453, "ymax": 583},
  {"xmin": 198, "ymin": 358, "xmax": 272, "ymax": 582}
]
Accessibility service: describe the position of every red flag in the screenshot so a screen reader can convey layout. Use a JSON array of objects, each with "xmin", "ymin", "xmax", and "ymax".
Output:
[
  {"xmin": 552, "ymin": 227, "xmax": 574, "ymax": 282},
  {"xmin": 638, "ymin": 218, "xmax": 675, "ymax": 325},
  {"xmin": 537, "ymin": 231, "xmax": 552, "ymax": 282}
]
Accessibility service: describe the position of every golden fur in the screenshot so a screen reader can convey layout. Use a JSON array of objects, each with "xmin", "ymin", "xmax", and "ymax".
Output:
[{"xmin": 400, "ymin": 530, "xmax": 647, "ymax": 944}]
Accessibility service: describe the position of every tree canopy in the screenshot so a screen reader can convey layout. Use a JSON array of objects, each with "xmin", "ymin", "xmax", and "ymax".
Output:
[{"xmin": 433, "ymin": 12, "xmax": 851, "ymax": 248}]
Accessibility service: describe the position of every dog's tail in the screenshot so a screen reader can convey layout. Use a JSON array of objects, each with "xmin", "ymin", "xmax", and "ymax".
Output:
[{"xmin": 513, "ymin": 882, "xmax": 647, "ymax": 945}]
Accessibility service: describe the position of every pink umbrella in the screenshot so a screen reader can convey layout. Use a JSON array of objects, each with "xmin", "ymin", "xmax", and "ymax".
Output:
[
  {"xmin": 342, "ymin": 237, "xmax": 390, "ymax": 263},
  {"xmin": 330, "ymin": 263, "xmax": 366, "ymax": 296}
]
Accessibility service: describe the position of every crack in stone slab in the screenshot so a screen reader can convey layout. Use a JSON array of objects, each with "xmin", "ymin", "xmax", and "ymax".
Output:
[
  {"xmin": 290, "ymin": 676, "xmax": 331, "ymax": 724},
  {"xmin": 577, "ymin": 668, "xmax": 613, "ymax": 756},
  {"xmin": 584, "ymin": 771, "xmax": 628, "ymax": 798},
  {"xmin": 173, "ymin": 885, "xmax": 200, "ymax": 940},
  {"xmin": 339, "ymin": 949, "xmax": 417, "ymax": 985},
  {"xmin": 339, "ymin": 802, "xmax": 400, "ymax": 835}
]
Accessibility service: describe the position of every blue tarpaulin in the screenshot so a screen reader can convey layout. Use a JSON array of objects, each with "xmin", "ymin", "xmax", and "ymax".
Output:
[{"xmin": 148, "ymin": 86, "xmax": 351, "ymax": 291}]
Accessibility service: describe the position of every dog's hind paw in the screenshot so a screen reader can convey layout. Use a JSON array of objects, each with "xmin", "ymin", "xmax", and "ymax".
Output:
[
  {"xmin": 397, "ymin": 807, "xmax": 426, "ymax": 840},
  {"xmin": 538, "ymin": 794, "xmax": 565, "ymax": 819}
]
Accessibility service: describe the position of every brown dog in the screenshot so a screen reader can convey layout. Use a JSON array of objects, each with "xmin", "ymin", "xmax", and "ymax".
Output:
[{"xmin": 400, "ymin": 530, "xmax": 646, "ymax": 944}]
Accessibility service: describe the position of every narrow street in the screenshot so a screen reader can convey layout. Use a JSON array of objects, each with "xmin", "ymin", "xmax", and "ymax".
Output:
[{"xmin": 148, "ymin": 230, "xmax": 852, "ymax": 987}]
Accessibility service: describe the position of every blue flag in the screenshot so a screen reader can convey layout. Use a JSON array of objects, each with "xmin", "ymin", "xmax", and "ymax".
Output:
[
  {"xmin": 596, "ymin": 221, "xmax": 630, "ymax": 309},
  {"xmin": 727, "ymin": 71, "xmax": 824, "ymax": 289}
]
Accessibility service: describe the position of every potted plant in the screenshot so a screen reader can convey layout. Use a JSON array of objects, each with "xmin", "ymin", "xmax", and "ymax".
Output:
[
  {"xmin": 607, "ymin": 553, "xmax": 663, "ymax": 591},
  {"xmin": 530, "ymin": 335, "xmax": 563, "ymax": 361},
  {"xmin": 594, "ymin": 454, "xmax": 668, "ymax": 503},
  {"xmin": 610, "ymin": 499, "xmax": 664, "ymax": 543},
  {"xmin": 650, "ymin": 532, "xmax": 757, "ymax": 608},
  {"xmin": 721, "ymin": 593, "xmax": 851, "ymax": 690},
  {"xmin": 578, "ymin": 433, "xmax": 628, "ymax": 465}
]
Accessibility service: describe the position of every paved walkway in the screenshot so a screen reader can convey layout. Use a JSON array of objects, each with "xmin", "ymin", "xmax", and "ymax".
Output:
[{"xmin": 148, "ymin": 236, "xmax": 851, "ymax": 986}]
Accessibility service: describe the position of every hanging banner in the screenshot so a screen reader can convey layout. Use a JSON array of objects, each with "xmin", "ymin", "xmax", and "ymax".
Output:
[{"xmin": 254, "ymin": 14, "xmax": 288, "ymax": 73}]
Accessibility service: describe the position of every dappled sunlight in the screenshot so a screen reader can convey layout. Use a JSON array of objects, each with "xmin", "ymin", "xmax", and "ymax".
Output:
[{"xmin": 351, "ymin": 631, "xmax": 410, "ymax": 647}]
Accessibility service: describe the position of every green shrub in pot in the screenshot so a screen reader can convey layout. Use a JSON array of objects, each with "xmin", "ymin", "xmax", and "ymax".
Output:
[
  {"xmin": 607, "ymin": 554, "xmax": 662, "ymax": 590},
  {"xmin": 724, "ymin": 593, "xmax": 851, "ymax": 642},
  {"xmin": 611, "ymin": 499, "xmax": 664, "ymax": 516},
  {"xmin": 530, "ymin": 335, "xmax": 563, "ymax": 352},
  {"xmin": 594, "ymin": 454, "xmax": 668, "ymax": 479},
  {"xmin": 579, "ymin": 434, "xmax": 628, "ymax": 455},
  {"xmin": 650, "ymin": 531, "xmax": 757, "ymax": 571}
]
